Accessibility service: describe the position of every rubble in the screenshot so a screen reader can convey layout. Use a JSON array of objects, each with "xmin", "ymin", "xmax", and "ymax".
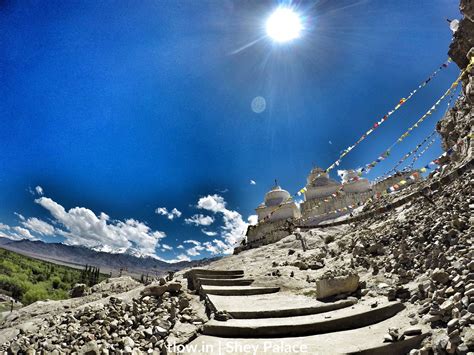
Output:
[
  {"xmin": 0, "ymin": 280, "xmax": 206, "ymax": 354},
  {"xmin": 342, "ymin": 167, "xmax": 473, "ymax": 353}
]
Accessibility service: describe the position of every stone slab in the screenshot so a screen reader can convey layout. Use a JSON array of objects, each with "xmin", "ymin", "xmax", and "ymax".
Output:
[
  {"xmin": 203, "ymin": 301, "xmax": 404, "ymax": 337},
  {"xmin": 184, "ymin": 310, "xmax": 429, "ymax": 354},
  {"xmin": 207, "ymin": 293, "xmax": 357, "ymax": 319},
  {"xmin": 200, "ymin": 285, "xmax": 280, "ymax": 296}
]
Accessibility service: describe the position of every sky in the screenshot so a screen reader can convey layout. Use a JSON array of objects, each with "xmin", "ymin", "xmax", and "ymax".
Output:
[{"xmin": 0, "ymin": 0, "xmax": 463, "ymax": 262}]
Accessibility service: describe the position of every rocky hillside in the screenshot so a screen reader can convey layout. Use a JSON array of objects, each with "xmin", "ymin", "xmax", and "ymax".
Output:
[
  {"xmin": 206, "ymin": 167, "xmax": 472, "ymax": 354},
  {"xmin": 439, "ymin": 0, "xmax": 474, "ymax": 163},
  {"xmin": 0, "ymin": 276, "xmax": 206, "ymax": 354}
]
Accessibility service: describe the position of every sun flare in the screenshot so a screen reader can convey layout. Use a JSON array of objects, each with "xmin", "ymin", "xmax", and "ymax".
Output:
[{"xmin": 266, "ymin": 7, "xmax": 302, "ymax": 43}]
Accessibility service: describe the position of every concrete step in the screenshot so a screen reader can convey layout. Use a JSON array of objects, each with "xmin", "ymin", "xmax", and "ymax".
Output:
[
  {"xmin": 203, "ymin": 301, "xmax": 405, "ymax": 338},
  {"xmin": 185, "ymin": 269, "xmax": 245, "ymax": 290},
  {"xmin": 201, "ymin": 285, "xmax": 280, "ymax": 296},
  {"xmin": 189, "ymin": 269, "xmax": 245, "ymax": 276},
  {"xmin": 194, "ymin": 274, "xmax": 245, "ymax": 280},
  {"xmin": 196, "ymin": 278, "xmax": 255, "ymax": 287},
  {"xmin": 184, "ymin": 310, "xmax": 429, "ymax": 354},
  {"xmin": 207, "ymin": 293, "xmax": 357, "ymax": 319}
]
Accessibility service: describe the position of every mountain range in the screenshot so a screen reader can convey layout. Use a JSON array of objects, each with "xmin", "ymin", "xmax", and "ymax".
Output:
[{"xmin": 0, "ymin": 237, "xmax": 218, "ymax": 277}]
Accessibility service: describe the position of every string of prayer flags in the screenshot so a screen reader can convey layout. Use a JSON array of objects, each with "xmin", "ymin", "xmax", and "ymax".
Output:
[
  {"xmin": 301, "ymin": 138, "xmax": 465, "ymax": 224},
  {"xmin": 260, "ymin": 57, "xmax": 474, "ymax": 225},
  {"xmin": 324, "ymin": 59, "xmax": 452, "ymax": 174},
  {"xmin": 407, "ymin": 137, "xmax": 437, "ymax": 170},
  {"xmin": 379, "ymin": 130, "xmax": 438, "ymax": 179},
  {"xmin": 378, "ymin": 88, "xmax": 460, "ymax": 181},
  {"xmin": 358, "ymin": 61, "xmax": 472, "ymax": 175},
  {"xmin": 297, "ymin": 187, "xmax": 307, "ymax": 196}
]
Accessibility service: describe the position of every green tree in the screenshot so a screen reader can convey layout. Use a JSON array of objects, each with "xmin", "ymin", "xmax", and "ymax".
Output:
[
  {"xmin": 51, "ymin": 276, "xmax": 62, "ymax": 289},
  {"xmin": 22, "ymin": 284, "xmax": 49, "ymax": 305}
]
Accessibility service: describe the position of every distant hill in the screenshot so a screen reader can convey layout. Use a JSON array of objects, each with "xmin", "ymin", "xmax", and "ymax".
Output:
[
  {"xmin": 0, "ymin": 237, "xmax": 16, "ymax": 246},
  {"xmin": 0, "ymin": 238, "xmax": 219, "ymax": 277}
]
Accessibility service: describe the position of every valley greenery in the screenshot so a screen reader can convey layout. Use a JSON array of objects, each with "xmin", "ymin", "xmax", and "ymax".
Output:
[{"xmin": 0, "ymin": 248, "xmax": 106, "ymax": 305}]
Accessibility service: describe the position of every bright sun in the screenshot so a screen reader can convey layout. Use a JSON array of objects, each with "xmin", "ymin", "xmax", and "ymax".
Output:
[{"xmin": 266, "ymin": 7, "xmax": 302, "ymax": 43}]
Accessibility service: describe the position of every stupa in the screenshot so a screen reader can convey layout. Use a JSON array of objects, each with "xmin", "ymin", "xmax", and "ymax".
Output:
[
  {"xmin": 303, "ymin": 167, "xmax": 341, "ymax": 200},
  {"xmin": 300, "ymin": 166, "xmax": 372, "ymax": 223},
  {"xmin": 256, "ymin": 183, "xmax": 300, "ymax": 222},
  {"xmin": 341, "ymin": 170, "xmax": 371, "ymax": 193}
]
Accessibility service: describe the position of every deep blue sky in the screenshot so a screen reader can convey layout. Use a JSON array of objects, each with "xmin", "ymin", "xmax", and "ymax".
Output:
[{"xmin": 0, "ymin": 0, "xmax": 462, "ymax": 260}]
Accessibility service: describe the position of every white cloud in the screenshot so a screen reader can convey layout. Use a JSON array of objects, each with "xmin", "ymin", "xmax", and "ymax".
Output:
[
  {"xmin": 21, "ymin": 217, "xmax": 55, "ymax": 236},
  {"xmin": 201, "ymin": 229, "xmax": 217, "ymax": 236},
  {"xmin": 203, "ymin": 241, "xmax": 220, "ymax": 255},
  {"xmin": 184, "ymin": 214, "xmax": 214, "ymax": 226},
  {"xmin": 0, "ymin": 221, "xmax": 37, "ymax": 241},
  {"xmin": 156, "ymin": 253, "xmax": 191, "ymax": 263},
  {"xmin": 250, "ymin": 180, "xmax": 256, "ymax": 185},
  {"xmin": 0, "ymin": 230, "xmax": 21, "ymax": 241},
  {"xmin": 161, "ymin": 244, "xmax": 173, "ymax": 251},
  {"xmin": 155, "ymin": 207, "xmax": 182, "ymax": 220},
  {"xmin": 35, "ymin": 186, "xmax": 44, "ymax": 196},
  {"xmin": 184, "ymin": 239, "xmax": 200, "ymax": 246},
  {"xmin": 213, "ymin": 239, "xmax": 228, "ymax": 251},
  {"xmin": 177, "ymin": 244, "xmax": 184, "ymax": 249},
  {"xmin": 35, "ymin": 196, "xmax": 166, "ymax": 257},
  {"xmin": 183, "ymin": 240, "xmax": 205, "ymax": 256},
  {"xmin": 0, "ymin": 224, "xmax": 18, "ymax": 241},
  {"xmin": 173, "ymin": 254, "xmax": 191, "ymax": 262},
  {"xmin": 14, "ymin": 212, "xmax": 25, "ymax": 221},
  {"xmin": 247, "ymin": 215, "xmax": 258, "ymax": 225},
  {"xmin": 197, "ymin": 194, "xmax": 227, "ymax": 213},
  {"xmin": 186, "ymin": 248, "xmax": 202, "ymax": 256},
  {"xmin": 12, "ymin": 226, "xmax": 37, "ymax": 240},
  {"xmin": 196, "ymin": 194, "xmax": 248, "ymax": 254}
]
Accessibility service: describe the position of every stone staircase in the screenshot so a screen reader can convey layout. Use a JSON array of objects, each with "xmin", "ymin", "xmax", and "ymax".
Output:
[{"xmin": 183, "ymin": 269, "xmax": 430, "ymax": 354}]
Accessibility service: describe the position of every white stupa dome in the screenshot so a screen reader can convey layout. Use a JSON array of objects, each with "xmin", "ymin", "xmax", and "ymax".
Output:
[{"xmin": 264, "ymin": 186, "xmax": 291, "ymax": 207}]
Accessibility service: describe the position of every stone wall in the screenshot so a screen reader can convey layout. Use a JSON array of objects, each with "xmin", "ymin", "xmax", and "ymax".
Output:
[
  {"xmin": 301, "ymin": 190, "xmax": 373, "ymax": 217},
  {"xmin": 308, "ymin": 158, "xmax": 473, "ymax": 229},
  {"xmin": 372, "ymin": 171, "xmax": 420, "ymax": 195},
  {"xmin": 236, "ymin": 219, "xmax": 294, "ymax": 253}
]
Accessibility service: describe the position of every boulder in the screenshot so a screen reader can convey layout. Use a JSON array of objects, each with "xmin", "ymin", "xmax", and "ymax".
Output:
[
  {"xmin": 432, "ymin": 269, "xmax": 450, "ymax": 284},
  {"xmin": 167, "ymin": 282, "xmax": 182, "ymax": 294},
  {"xmin": 141, "ymin": 284, "xmax": 168, "ymax": 297},
  {"xmin": 315, "ymin": 274, "xmax": 360, "ymax": 299},
  {"xmin": 462, "ymin": 327, "xmax": 474, "ymax": 349},
  {"xmin": 80, "ymin": 341, "xmax": 99, "ymax": 355},
  {"xmin": 70, "ymin": 283, "xmax": 88, "ymax": 298},
  {"xmin": 292, "ymin": 261, "xmax": 308, "ymax": 270}
]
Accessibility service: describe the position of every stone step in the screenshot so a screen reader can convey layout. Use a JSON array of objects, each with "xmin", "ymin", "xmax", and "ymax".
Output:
[
  {"xmin": 196, "ymin": 278, "xmax": 255, "ymax": 287},
  {"xmin": 184, "ymin": 310, "xmax": 428, "ymax": 354},
  {"xmin": 189, "ymin": 269, "xmax": 245, "ymax": 276},
  {"xmin": 202, "ymin": 301, "xmax": 405, "ymax": 338},
  {"xmin": 185, "ymin": 269, "xmax": 245, "ymax": 290},
  {"xmin": 200, "ymin": 285, "xmax": 280, "ymax": 296},
  {"xmin": 207, "ymin": 294, "xmax": 357, "ymax": 319},
  {"xmin": 194, "ymin": 274, "xmax": 245, "ymax": 280}
]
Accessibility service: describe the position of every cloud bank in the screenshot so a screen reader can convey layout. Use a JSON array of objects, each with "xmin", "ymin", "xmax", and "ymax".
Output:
[{"xmin": 195, "ymin": 194, "xmax": 248, "ymax": 255}]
